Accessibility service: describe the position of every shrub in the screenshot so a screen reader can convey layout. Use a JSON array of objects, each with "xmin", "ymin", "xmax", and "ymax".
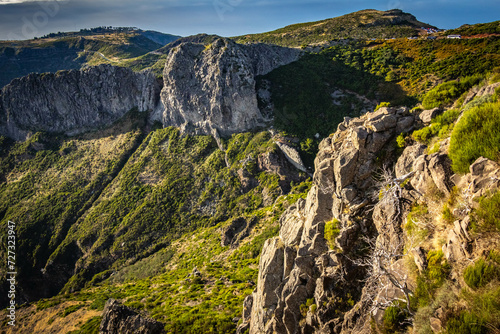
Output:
[
  {"xmin": 449, "ymin": 101, "xmax": 500, "ymax": 173},
  {"xmin": 68, "ymin": 316, "xmax": 102, "ymax": 334},
  {"xmin": 473, "ymin": 190, "xmax": 500, "ymax": 231},
  {"xmin": 324, "ymin": 219, "xmax": 341, "ymax": 249},
  {"xmin": 445, "ymin": 312, "xmax": 485, "ymax": 334},
  {"xmin": 442, "ymin": 204, "xmax": 455, "ymax": 224},
  {"xmin": 463, "ymin": 258, "xmax": 499, "ymax": 288},
  {"xmin": 383, "ymin": 301, "xmax": 410, "ymax": 333},
  {"xmin": 412, "ymin": 108, "xmax": 460, "ymax": 144},
  {"xmin": 404, "ymin": 203, "xmax": 430, "ymax": 242},
  {"xmin": 61, "ymin": 303, "xmax": 84, "ymax": 317},
  {"xmin": 422, "ymin": 76, "xmax": 482, "ymax": 109},
  {"xmin": 375, "ymin": 102, "xmax": 391, "ymax": 111},
  {"xmin": 413, "ymin": 250, "xmax": 451, "ymax": 308}
]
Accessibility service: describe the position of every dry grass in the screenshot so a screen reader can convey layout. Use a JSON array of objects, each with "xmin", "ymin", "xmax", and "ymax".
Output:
[{"xmin": 0, "ymin": 301, "xmax": 100, "ymax": 334}]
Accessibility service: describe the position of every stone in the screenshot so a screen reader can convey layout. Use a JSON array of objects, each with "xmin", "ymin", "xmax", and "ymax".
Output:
[
  {"xmin": 99, "ymin": 299, "xmax": 165, "ymax": 334},
  {"xmin": 430, "ymin": 317, "xmax": 442, "ymax": 333},
  {"xmin": 0, "ymin": 65, "xmax": 160, "ymax": 141},
  {"xmin": 411, "ymin": 153, "xmax": 453, "ymax": 197},
  {"xmin": 366, "ymin": 131, "xmax": 393, "ymax": 153},
  {"xmin": 395, "ymin": 144, "xmax": 426, "ymax": 178},
  {"xmin": 221, "ymin": 216, "xmax": 256, "ymax": 247},
  {"xmin": 418, "ymin": 108, "xmax": 442, "ymax": 124},
  {"xmin": 280, "ymin": 198, "xmax": 306, "ymax": 247},
  {"xmin": 249, "ymin": 237, "xmax": 285, "ymax": 334},
  {"xmin": 396, "ymin": 115, "xmax": 415, "ymax": 133},
  {"xmin": 157, "ymin": 37, "xmax": 301, "ymax": 139},
  {"xmin": 411, "ymin": 247, "xmax": 428, "ymax": 273},
  {"xmin": 368, "ymin": 114, "xmax": 397, "ymax": 132},
  {"xmin": 334, "ymin": 147, "xmax": 359, "ymax": 192}
]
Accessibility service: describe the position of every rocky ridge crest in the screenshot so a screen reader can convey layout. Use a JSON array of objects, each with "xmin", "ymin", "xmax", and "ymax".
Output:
[{"xmin": 238, "ymin": 106, "xmax": 500, "ymax": 333}]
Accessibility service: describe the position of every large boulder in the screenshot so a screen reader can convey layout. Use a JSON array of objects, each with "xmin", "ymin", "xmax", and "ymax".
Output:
[{"xmin": 99, "ymin": 299, "xmax": 165, "ymax": 334}]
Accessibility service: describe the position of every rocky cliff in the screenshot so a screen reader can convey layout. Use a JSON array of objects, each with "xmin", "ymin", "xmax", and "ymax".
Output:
[
  {"xmin": 0, "ymin": 64, "xmax": 160, "ymax": 140},
  {"xmin": 154, "ymin": 37, "xmax": 301, "ymax": 138},
  {"xmin": 1, "ymin": 37, "xmax": 301, "ymax": 142},
  {"xmin": 238, "ymin": 104, "xmax": 500, "ymax": 333}
]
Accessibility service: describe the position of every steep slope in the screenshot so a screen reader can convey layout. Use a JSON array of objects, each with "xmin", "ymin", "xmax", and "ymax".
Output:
[
  {"xmin": 240, "ymin": 80, "xmax": 500, "ymax": 333},
  {"xmin": 0, "ymin": 28, "xmax": 180, "ymax": 88},
  {"xmin": 154, "ymin": 37, "xmax": 302, "ymax": 138},
  {"xmin": 234, "ymin": 9, "xmax": 436, "ymax": 47},
  {"xmin": 0, "ymin": 64, "xmax": 160, "ymax": 141}
]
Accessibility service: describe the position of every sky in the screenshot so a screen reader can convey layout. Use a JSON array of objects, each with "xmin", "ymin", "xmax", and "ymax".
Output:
[{"xmin": 0, "ymin": 0, "xmax": 499, "ymax": 41}]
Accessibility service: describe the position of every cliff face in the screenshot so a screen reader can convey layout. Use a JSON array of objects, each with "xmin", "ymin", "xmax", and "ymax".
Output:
[
  {"xmin": 237, "ymin": 106, "xmax": 418, "ymax": 333},
  {"xmin": 239, "ymin": 102, "xmax": 500, "ymax": 333},
  {"xmin": 155, "ymin": 37, "xmax": 301, "ymax": 138},
  {"xmin": 0, "ymin": 64, "xmax": 160, "ymax": 140},
  {"xmin": 1, "ymin": 38, "xmax": 301, "ymax": 142}
]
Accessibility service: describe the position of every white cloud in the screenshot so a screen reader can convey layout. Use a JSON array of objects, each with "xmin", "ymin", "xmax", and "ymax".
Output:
[{"xmin": 0, "ymin": 0, "xmax": 47, "ymax": 4}]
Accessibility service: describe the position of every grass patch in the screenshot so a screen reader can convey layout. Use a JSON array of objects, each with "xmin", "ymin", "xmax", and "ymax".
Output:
[
  {"xmin": 324, "ymin": 219, "xmax": 341, "ymax": 250},
  {"xmin": 421, "ymin": 75, "xmax": 482, "ymax": 109},
  {"xmin": 464, "ymin": 258, "xmax": 500, "ymax": 288},
  {"xmin": 449, "ymin": 101, "xmax": 500, "ymax": 173}
]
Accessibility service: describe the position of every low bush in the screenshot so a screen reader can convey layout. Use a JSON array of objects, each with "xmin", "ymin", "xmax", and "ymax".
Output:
[
  {"xmin": 464, "ymin": 258, "xmax": 500, "ymax": 288},
  {"xmin": 422, "ymin": 75, "xmax": 482, "ymax": 109},
  {"xmin": 449, "ymin": 101, "xmax": 500, "ymax": 173},
  {"xmin": 383, "ymin": 301, "xmax": 410, "ymax": 334},
  {"xmin": 446, "ymin": 312, "xmax": 485, "ymax": 334},
  {"xmin": 473, "ymin": 190, "xmax": 500, "ymax": 231},
  {"xmin": 412, "ymin": 108, "xmax": 460, "ymax": 144},
  {"xmin": 413, "ymin": 250, "xmax": 451, "ymax": 308},
  {"xmin": 324, "ymin": 219, "xmax": 341, "ymax": 249}
]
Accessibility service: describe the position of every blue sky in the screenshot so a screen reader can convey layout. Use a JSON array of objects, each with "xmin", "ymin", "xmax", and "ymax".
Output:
[{"xmin": 0, "ymin": 0, "xmax": 499, "ymax": 41}]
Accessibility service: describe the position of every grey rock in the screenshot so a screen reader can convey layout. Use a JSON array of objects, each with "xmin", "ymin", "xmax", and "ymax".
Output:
[
  {"xmin": 249, "ymin": 237, "xmax": 284, "ymax": 334},
  {"xmin": 411, "ymin": 153, "xmax": 453, "ymax": 197},
  {"xmin": 99, "ymin": 299, "xmax": 165, "ymax": 334},
  {"xmin": 280, "ymin": 198, "xmax": 306, "ymax": 247},
  {"xmin": 157, "ymin": 37, "xmax": 301, "ymax": 138},
  {"xmin": 395, "ymin": 144, "xmax": 426, "ymax": 178},
  {"xmin": 0, "ymin": 65, "xmax": 159, "ymax": 140},
  {"xmin": 418, "ymin": 108, "xmax": 442, "ymax": 124},
  {"xmin": 411, "ymin": 247, "xmax": 428, "ymax": 273},
  {"xmin": 221, "ymin": 216, "xmax": 256, "ymax": 247},
  {"xmin": 368, "ymin": 114, "xmax": 397, "ymax": 132}
]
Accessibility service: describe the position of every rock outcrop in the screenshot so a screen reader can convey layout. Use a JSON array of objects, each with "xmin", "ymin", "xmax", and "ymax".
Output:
[
  {"xmin": 100, "ymin": 299, "xmax": 165, "ymax": 334},
  {"xmin": 1, "ymin": 37, "xmax": 301, "ymax": 142},
  {"xmin": 155, "ymin": 37, "xmax": 301, "ymax": 138},
  {"xmin": 0, "ymin": 64, "xmax": 160, "ymax": 140},
  {"xmin": 239, "ymin": 107, "xmax": 420, "ymax": 334}
]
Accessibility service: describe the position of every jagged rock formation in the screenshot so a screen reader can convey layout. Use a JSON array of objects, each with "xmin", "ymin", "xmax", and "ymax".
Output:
[
  {"xmin": 240, "ymin": 102, "xmax": 500, "ymax": 333},
  {"xmin": 100, "ymin": 299, "xmax": 165, "ymax": 334},
  {"xmin": 154, "ymin": 37, "xmax": 301, "ymax": 138},
  {"xmin": 238, "ymin": 107, "xmax": 420, "ymax": 333},
  {"xmin": 1, "ymin": 37, "xmax": 301, "ymax": 142},
  {"xmin": 0, "ymin": 64, "xmax": 160, "ymax": 140}
]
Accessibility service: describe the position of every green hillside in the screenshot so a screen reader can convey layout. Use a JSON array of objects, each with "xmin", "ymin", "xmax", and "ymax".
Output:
[
  {"xmin": 0, "ymin": 27, "xmax": 180, "ymax": 87},
  {"xmin": 234, "ymin": 9, "xmax": 435, "ymax": 47}
]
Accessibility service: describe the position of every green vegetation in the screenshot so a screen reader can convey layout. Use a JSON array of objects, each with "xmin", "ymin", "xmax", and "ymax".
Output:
[
  {"xmin": 473, "ymin": 191, "xmax": 500, "ymax": 231},
  {"xmin": 0, "ymin": 112, "xmax": 311, "ymax": 332},
  {"xmin": 61, "ymin": 303, "xmax": 85, "ymax": 317},
  {"xmin": 382, "ymin": 301, "xmax": 410, "ymax": 334},
  {"xmin": 404, "ymin": 203, "xmax": 430, "ymax": 243},
  {"xmin": 68, "ymin": 316, "xmax": 102, "ymax": 334},
  {"xmin": 234, "ymin": 9, "xmax": 433, "ymax": 47},
  {"xmin": 412, "ymin": 108, "xmax": 460, "ymax": 144},
  {"xmin": 445, "ymin": 312, "xmax": 486, "ymax": 334},
  {"xmin": 463, "ymin": 258, "xmax": 500, "ymax": 289},
  {"xmin": 413, "ymin": 250, "xmax": 451, "ymax": 308},
  {"xmin": 324, "ymin": 219, "xmax": 341, "ymax": 249},
  {"xmin": 446, "ymin": 20, "xmax": 500, "ymax": 36},
  {"xmin": 422, "ymin": 76, "xmax": 482, "ymax": 109},
  {"xmin": 449, "ymin": 101, "xmax": 500, "ymax": 173}
]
